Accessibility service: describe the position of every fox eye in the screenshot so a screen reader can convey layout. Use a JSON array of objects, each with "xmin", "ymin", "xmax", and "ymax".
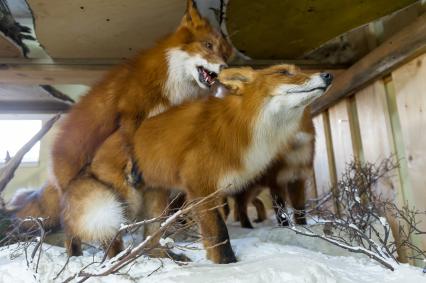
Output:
[
  {"xmin": 204, "ymin": 41, "xmax": 213, "ymax": 50},
  {"xmin": 279, "ymin": 70, "xmax": 294, "ymax": 76}
]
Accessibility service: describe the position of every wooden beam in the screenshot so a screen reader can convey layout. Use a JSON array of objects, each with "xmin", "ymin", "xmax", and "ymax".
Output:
[
  {"xmin": 227, "ymin": 0, "xmax": 417, "ymax": 59},
  {"xmin": 0, "ymin": 63, "xmax": 108, "ymax": 85},
  {"xmin": 312, "ymin": 13, "xmax": 426, "ymax": 116},
  {"xmin": 0, "ymin": 59, "xmax": 345, "ymax": 85},
  {"xmin": 0, "ymin": 101, "xmax": 70, "ymax": 113}
]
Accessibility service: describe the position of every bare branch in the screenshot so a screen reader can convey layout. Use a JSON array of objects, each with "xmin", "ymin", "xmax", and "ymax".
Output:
[{"xmin": 279, "ymin": 157, "xmax": 425, "ymax": 271}]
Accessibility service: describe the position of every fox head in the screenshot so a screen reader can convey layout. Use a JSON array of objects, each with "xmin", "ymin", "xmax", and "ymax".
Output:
[
  {"xmin": 218, "ymin": 64, "xmax": 332, "ymax": 126},
  {"xmin": 164, "ymin": 0, "xmax": 233, "ymax": 104}
]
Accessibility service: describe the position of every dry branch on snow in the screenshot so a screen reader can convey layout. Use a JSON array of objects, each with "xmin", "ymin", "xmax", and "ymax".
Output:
[{"xmin": 279, "ymin": 158, "xmax": 426, "ymax": 271}]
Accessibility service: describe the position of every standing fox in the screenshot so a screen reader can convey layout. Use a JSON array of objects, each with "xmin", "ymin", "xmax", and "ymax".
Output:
[
  {"xmin": 130, "ymin": 65, "xmax": 332, "ymax": 263},
  {"xmin": 5, "ymin": 0, "xmax": 232, "ymax": 251},
  {"xmin": 231, "ymin": 107, "xmax": 315, "ymax": 229}
]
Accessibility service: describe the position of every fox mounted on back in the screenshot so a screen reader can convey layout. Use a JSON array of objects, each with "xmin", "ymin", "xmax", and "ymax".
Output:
[
  {"xmin": 52, "ymin": 0, "xmax": 232, "ymax": 192},
  {"xmin": 5, "ymin": 0, "xmax": 233, "ymax": 257},
  {"xmin": 133, "ymin": 64, "xmax": 332, "ymax": 264}
]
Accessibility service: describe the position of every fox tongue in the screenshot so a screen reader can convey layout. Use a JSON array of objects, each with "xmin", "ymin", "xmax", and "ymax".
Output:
[
  {"xmin": 206, "ymin": 74, "xmax": 214, "ymax": 85},
  {"xmin": 202, "ymin": 69, "xmax": 213, "ymax": 85}
]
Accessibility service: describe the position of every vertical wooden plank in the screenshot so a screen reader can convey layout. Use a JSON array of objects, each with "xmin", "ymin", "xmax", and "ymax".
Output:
[
  {"xmin": 312, "ymin": 114, "xmax": 332, "ymax": 197},
  {"xmin": 355, "ymin": 81, "xmax": 402, "ymax": 202},
  {"xmin": 356, "ymin": 80, "xmax": 409, "ymax": 262},
  {"xmin": 328, "ymin": 99, "xmax": 355, "ymax": 179},
  {"xmin": 348, "ymin": 96, "xmax": 364, "ymax": 162},
  {"xmin": 392, "ymin": 53, "xmax": 426, "ymax": 251}
]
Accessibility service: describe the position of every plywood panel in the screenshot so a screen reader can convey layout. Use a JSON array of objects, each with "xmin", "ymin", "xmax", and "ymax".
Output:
[
  {"xmin": 227, "ymin": 0, "xmax": 416, "ymax": 59},
  {"xmin": 28, "ymin": 0, "xmax": 185, "ymax": 58},
  {"xmin": 312, "ymin": 114, "xmax": 333, "ymax": 196},
  {"xmin": 0, "ymin": 32, "xmax": 23, "ymax": 58},
  {"xmin": 0, "ymin": 85, "xmax": 50, "ymax": 101},
  {"xmin": 392, "ymin": 53, "xmax": 426, "ymax": 245},
  {"xmin": 328, "ymin": 99, "xmax": 354, "ymax": 179},
  {"xmin": 355, "ymin": 81, "xmax": 401, "ymax": 202}
]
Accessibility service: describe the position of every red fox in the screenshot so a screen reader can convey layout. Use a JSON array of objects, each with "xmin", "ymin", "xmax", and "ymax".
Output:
[
  {"xmin": 5, "ymin": 0, "xmax": 232, "ymax": 256},
  {"xmin": 231, "ymin": 111, "xmax": 315, "ymax": 229},
  {"xmin": 130, "ymin": 65, "xmax": 332, "ymax": 263},
  {"xmin": 51, "ymin": 0, "xmax": 231, "ymax": 193}
]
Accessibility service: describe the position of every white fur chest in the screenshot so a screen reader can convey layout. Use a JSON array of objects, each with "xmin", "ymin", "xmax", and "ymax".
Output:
[{"xmin": 218, "ymin": 102, "xmax": 301, "ymax": 193}]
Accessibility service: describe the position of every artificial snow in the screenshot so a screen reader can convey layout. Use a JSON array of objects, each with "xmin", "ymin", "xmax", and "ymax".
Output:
[{"xmin": 0, "ymin": 217, "xmax": 424, "ymax": 283}]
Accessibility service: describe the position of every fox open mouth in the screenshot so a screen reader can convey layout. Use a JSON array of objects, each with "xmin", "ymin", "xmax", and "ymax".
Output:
[{"xmin": 197, "ymin": 66, "xmax": 218, "ymax": 87}]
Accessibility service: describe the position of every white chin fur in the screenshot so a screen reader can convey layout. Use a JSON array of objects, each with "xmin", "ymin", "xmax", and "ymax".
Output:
[
  {"xmin": 272, "ymin": 74, "xmax": 326, "ymax": 109},
  {"xmin": 166, "ymin": 48, "xmax": 222, "ymax": 103}
]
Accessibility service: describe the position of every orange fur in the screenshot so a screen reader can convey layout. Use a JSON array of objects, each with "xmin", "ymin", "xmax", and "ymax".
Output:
[{"xmin": 133, "ymin": 65, "xmax": 331, "ymax": 263}]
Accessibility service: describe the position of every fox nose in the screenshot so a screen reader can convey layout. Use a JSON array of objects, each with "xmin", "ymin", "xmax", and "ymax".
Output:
[
  {"xmin": 219, "ymin": 64, "xmax": 227, "ymax": 71},
  {"xmin": 320, "ymin": 72, "xmax": 333, "ymax": 86}
]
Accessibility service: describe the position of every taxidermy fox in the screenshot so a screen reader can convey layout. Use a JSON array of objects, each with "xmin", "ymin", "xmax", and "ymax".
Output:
[
  {"xmin": 5, "ymin": 0, "xmax": 232, "ymax": 254},
  {"xmin": 131, "ymin": 65, "xmax": 333, "ymax": 264},
  {"xmin": 52, "ymin": 0, "xmax": 231, "ymax": 192},
  {"xmin": 231, "ymin": 107, "xmax": 316, "ymax": 229}
]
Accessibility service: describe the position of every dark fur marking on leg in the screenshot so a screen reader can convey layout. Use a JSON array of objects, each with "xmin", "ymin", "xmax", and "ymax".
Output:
[
  {"xmin": 213, "ymin": 209, "xmax": 237, "ymax": 263},
  {"xmin": 129, "ymin": 158, "xmax": 144, "ymax": 188},
  {"xmin": 252, "ymin": 197, "xmax": 267, "ymax": 223}
]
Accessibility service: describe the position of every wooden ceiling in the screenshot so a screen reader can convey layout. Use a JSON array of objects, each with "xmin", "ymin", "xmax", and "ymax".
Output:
[
  {"xmin": 27, "ymin": 0, "xmax": 185, "ymax": 59},
  {"xmin": 227, "ymin": 0, "xmax": 417, "ymax": 59},
  {"xmin": 0, "ymin": 34, "xmax": 23, "ymax": 58}
]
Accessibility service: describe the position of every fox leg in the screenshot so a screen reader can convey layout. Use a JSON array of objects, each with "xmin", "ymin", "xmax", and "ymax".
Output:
[
  {"xmin": 141, "ymin": 186, "xmax": 169, "ymax": 240},
  {"xmin": 189, "ymin": 192, "xmax": 236, "ymax": 264},
  {"xmin": 221, "ymin": 197, "xmax": 230, "ymax": 221},
  {"xmin": 252, "ymin": 197, "xmax": 267, "ymax": 223},
  {"xmin": 232, "ymin": 189, "xmax": 254, "ymax": 229},
  {"xmin": 141, "ymin": 186, "xmax": 190, "ymax": 262},
  {"xmin": 64, "ymin": 236, "xmax": 83, "ymax": 257},
  {"xmin": 101, "ymin": 236, "xmax": 124, "ymax": 259},
  {"xmin": 287, "ymin": 179, "xmax": 307, "ymax": 225},
  {"xmin": 269, "ymin": 180, "xmax": 289, "ymax": 226}
]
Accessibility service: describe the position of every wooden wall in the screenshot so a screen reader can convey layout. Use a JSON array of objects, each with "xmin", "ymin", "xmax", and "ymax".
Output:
[{"xmin": 312, "ymin": 52, "xmax": 426, "ymax": 252}]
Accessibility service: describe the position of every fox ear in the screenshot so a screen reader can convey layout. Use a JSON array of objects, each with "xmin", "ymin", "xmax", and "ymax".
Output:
[
  {"xmin": 218, "ymin": 67, "xmax": 256, "ymax": 94},
  {"xmin": 181, "ymin": 0, "xmax": 206, "ymax": 28}
]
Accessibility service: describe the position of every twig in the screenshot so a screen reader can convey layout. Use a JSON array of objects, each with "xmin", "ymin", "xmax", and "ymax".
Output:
[
  {"xmin": 53, "ymin": 255, "xmax": 71, "ymax": 281},
  {"xmin": 40, "ymin": 85, "xmax": 75, "ymax": 104}
]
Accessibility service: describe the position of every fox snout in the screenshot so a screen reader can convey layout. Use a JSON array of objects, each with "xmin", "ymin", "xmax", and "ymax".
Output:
[{"xmin": 320, "ymin": 72, "xmax": 333, "ymax": 86}]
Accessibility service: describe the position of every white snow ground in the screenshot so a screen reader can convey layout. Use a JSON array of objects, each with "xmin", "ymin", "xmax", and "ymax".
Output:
[{"xmin": 0, "ymin": 217, "xmax": 425, "ymax": 283}]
